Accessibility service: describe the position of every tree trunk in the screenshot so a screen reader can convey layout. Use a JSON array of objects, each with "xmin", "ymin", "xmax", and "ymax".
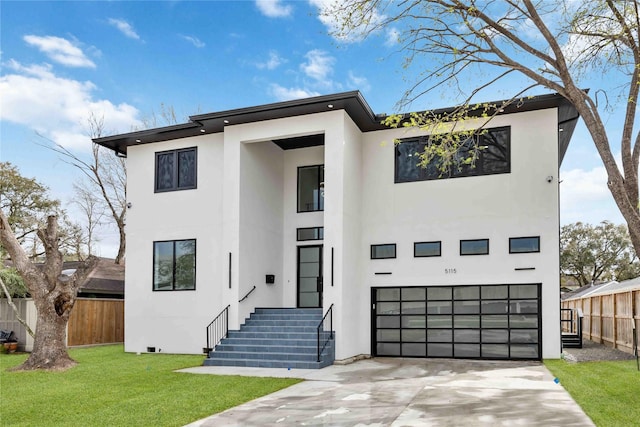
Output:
[
  {"xmin": 114, "ymin": 219, "xmax": 126, "ymax": 265},
  {"xmin": 17, "ymin": 288, "xmax": 76, "ymax": 370},
  {"xmin": 0, "ymin": 211, "xmax": 97, "ymax": 371}
]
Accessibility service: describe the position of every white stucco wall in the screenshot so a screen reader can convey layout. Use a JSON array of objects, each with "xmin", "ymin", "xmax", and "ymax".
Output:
[
  {"xmin": 360, "ymin": 108, "xmax": 561, "ymax": 358},
  {"xmin": 125, "ymin": 133, "xmax": 225, "ymax": 354},
  {"xmin": 123, "ymin": 105, "xmax": 562, "ymax": 359}
]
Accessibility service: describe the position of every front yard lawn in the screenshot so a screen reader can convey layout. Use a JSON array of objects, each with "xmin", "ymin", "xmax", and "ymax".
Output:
[
  {"xmin": 0, "ymin": 345, "xmax": 300, "ymax": 426},
  {"xmin": 545, "ymin": 359, "xmax": 640, "ymax": 427}
]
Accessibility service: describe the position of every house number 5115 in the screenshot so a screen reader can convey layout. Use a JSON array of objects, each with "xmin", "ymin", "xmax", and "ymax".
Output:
[{"xmin": 445, "ymin": 268, "xmax": 457, "ymax": 274}]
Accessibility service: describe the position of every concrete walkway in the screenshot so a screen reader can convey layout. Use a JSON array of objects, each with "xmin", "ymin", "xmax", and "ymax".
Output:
[{"xmin": 180, "ymin": 358, "xmax": 594, "ymax": 426}]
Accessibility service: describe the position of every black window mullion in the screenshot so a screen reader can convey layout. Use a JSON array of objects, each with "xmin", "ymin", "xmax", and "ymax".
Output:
[
  {"xmin": 171, "ymin": 241, "xmax": 177, "ymax": 290},
  {"xmin": 172, "ymin": 151, "xmax": 179, "ymax": 192}
]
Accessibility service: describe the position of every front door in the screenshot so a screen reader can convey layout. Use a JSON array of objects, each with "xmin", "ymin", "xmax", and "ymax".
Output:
[{"xmin": 297, "ymin": 245, "xmax": 322, "ymax": 308}]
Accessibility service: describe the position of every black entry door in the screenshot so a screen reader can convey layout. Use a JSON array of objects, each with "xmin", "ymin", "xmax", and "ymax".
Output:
[{"xmin": 297, "ymin": 245, "xmax": 323, "ymax": 308}]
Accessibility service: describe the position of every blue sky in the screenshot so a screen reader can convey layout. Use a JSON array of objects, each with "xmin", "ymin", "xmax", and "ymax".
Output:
[{"xmin": 0, "ymin": 0, "xmax": 628, "ymax": 257}]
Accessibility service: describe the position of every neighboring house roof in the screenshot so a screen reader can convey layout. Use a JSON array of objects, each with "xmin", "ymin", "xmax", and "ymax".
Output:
[
  {"xmin": 561, "ymin": 282, "xmax": 616, "ymax": 300},
  {"xmin": 562, "ymin": 277, "xmax": 640, "ymax": 300},
  {"xmin": 3, "ymin": 258, "xmax": 124, "ymax": 296},
  {"xmin": 93, "ymin": 91, "xmax": 579, "ymax": 165},
  {"xmin": 81, "ymin": 258, "xmax": 125, "ymax": 296}
]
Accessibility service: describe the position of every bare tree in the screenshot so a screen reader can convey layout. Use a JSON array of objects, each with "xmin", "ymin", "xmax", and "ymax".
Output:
[
  {"xmin": 72, "ymin": 181, "xmax": 106, "ymax": 258},
  {"xmin": 323, "ymin": 0, "xmax": 640, "ymax": 255},
  {"xmin": 0, "ymin": 211, "xmax": 97, "ymax": 370},
  {"xmin": 40, "ymin": 113, "xmax": 127, "ymax": 264}
]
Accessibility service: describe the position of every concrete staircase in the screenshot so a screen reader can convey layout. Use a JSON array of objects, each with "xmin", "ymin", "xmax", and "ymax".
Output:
[{"xmin": 203, "ymin": 308, "xmax": 335, "ymax": 369}]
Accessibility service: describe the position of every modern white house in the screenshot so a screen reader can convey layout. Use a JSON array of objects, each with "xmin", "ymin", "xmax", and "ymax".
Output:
[{"xmin": 94, "ymin": 91, "xmax": 579, "ymax": 366}]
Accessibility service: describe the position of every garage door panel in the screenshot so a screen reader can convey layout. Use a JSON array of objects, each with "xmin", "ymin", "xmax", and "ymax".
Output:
[
  {"xmin": 427, "ymin": 315, "xmax": 452, "ymax": 328},
  {"xmin": 481, "ymin": 300, "xmax": 508, "ymax": 314},
  {"xmin": 454, "ymin": 300, "xmax": 480, "ymax": 314},
  {"xmin": 376, "ymin": 316, "xmax": 400, "ymax": 328},
  {"xmin": 510, "ymin": 329, "xmax": 538, "ymax": 343},
  {"xmin": 402, "ymin": 301, "xmax": 426, "ymax": 314},
  {"xmin": 482, "ymin": 329, "xmax": 509, "ymax": 343},
  {"xmin": 377, "ymin": 329, "xmax": 400, "ymax": 341},
  {"xmin": 402, "ymin": 343, "xmax": 426, "ymax": 356},
  {"xmin": 482, "ymin": 344, "xmax": 509, "ymax": 358},
  {"xmin": 402, "ymin": 329, "xmax": 426, "ymax": 342},
  {"xmin": 377, "ymin": 302, "xmax": 400, "ymax": 314},
  {"xmin": 455, "ymin": 344, "xmax": 480, "ymax": 358},
  {"xmin": 427, "ymin": 329, "xmax": 452, "ymax": 342},
  {"xmin": 454, "ymin": 315, "xmax": 480, "ymax": 328},
  {"xmin": 428, "ymin": 343, "xmax": 452, "ymax": 357},
  {"xmin": 377, "ymin": 343, "xmax": 400, "ymax": 355},
  {"xmin": 428, "ymin": 301, "xmax": 452, "ymax": 314},
  {"xmin": 373, "ymin": 284, "xmax": 541, "ymax": 360}
]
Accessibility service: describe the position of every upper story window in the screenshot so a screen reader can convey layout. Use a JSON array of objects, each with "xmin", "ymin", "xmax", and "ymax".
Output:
[
  {"xmin": 155, "ymin": 147, "xmax": 197, "ymax": 192},
  {"xmin": 395, "ymin": 126, "xmax": 510, "ymax": 183},
  {"xmin": 153, "ymin": 239, "xmax": 196, "ymax": 291},
  {"xmin": 298, "ymin": 165, "xmax": 324, "ymax": 212}
]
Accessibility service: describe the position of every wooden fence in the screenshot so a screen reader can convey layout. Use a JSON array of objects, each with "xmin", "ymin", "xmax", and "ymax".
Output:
[
  {"xmin": 562, "ymin": 289, "xmax": 640, "ymax": 354},
  {"xmin": 67, "ymin": 298, "xmax": 124, "ymax": 346},
  {"xmin": 1, "ymin": 298, "xmax": 124, "ymax": 350}
]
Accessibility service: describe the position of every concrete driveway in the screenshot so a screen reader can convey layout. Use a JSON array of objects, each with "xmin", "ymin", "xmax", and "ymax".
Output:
[{"xmin": 181, "ymin": 358, "xmax": 594, "ymax": 427}]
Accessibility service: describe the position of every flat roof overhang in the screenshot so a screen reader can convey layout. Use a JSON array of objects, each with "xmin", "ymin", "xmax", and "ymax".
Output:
[{"xmin": 93, "ymin": 90, "xmax": 580, "ymax": 164}]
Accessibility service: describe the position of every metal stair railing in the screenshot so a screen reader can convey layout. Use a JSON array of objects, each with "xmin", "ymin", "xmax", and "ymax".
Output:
[
  {"xmin": 317, "ymin": 304, "xmax": 334, "ymax": 363},
  {"xmin": 239, "ymin": 285, "xmax": 256, "ymax": 303},
  {"xmin": 204, "ymin": 304, "xmax": 230, "ymax": 354}
]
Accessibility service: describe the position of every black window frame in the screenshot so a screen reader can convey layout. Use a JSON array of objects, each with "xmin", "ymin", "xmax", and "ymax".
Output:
[
  {"xmin": 297, "ymin": 227, "xmax": 324, "ymax": 241},
  {"xmin": 152, "ymin": 239, "xmax": 197, "ymax": 291},
  {"xmin": 460, "ymin": 239, "xmax": 489, "ymax": 256},
  {"xmin": 394, "ymin": 126, "xmax": 511, "ymax": 183},
  {"xmin": 509, "ymin": 236, "xmax": 540, "ymax": 254},
  {"xmin": 414, "ymin": 241, "xmax": 442, "ymax": 257},
  {"xmin": 297, "ymin": 164, "xmax": 324, "ymax": 213},
  {"xmin": 371, "ymin": 244, "xmax": 397, "ymax": 259},
  {"xmin": 154, "ymin": 147, "xmax": 198, "ymax": 193}
]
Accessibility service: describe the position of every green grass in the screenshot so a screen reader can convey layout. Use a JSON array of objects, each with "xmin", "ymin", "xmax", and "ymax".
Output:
[
  {"xmin": 0, "ymin": 345, "xmax": 301, "ymax": 426},
  {"xmin": 545, "ymin": 359, "xmax": 640, "ymax": 427}
]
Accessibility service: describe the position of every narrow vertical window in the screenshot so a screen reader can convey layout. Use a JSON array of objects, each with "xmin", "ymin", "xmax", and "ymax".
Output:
[{"xmin": 297, "ymin": 165, "xmax": 324, "ymax": 212}]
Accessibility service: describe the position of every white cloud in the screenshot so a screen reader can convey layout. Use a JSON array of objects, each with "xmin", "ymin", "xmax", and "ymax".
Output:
[
  {"xmin": 300, "ymin": 49, "xmax": 335, "ymax": 82},
  {"xmin": 180, "ymin": 35, "xmax": 205, "ymax": 48},
  {"xmin": 108, "ymin": 18, "xmax": 141, "ymax": 40},
  {"xmin": 347, "ymin": 71, "xmax": 370, "ymax": 92},
  {"xmin": 560, "ymin": 165, "xmax": 624, "ymax": 225},
  {"xmin": 256, "ymin": 0, "xmax": 293, "ymax": 18},
  {"xmin": 385, "ymin": 27, "xmax": 400, "ymax": 47},
  {"xmin": 268, "ymin": 83, "xmax": 320, "ymax": 101},
  {"xmin": 257, "ymin": 51, "xmax": 285, "ymax": 70},
  {"xmin": 309, "ymin": 0, "xmax": 386, "ymax": 42},
  {"xmin": 0, "ymin": 60, "xmax": 141, "ymax": 151},
  {"xmin": 23, "ymin": 35, "xmax": 96, "ymax": 68}
]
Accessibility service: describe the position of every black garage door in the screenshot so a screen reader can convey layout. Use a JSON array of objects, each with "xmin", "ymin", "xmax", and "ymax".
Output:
[{"xmin": 372, "ymin": 284, "xmax": 541, "ymax": 360}]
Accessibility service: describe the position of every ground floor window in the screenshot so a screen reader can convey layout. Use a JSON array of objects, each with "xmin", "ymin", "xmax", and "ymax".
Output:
[
  {"xmin": 372, "ymin": 284, "xmax": 541, "ymax": 360},
  {"xmin": 153, "ymin": 239, "xmax": 196, "ymax": 291}
]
